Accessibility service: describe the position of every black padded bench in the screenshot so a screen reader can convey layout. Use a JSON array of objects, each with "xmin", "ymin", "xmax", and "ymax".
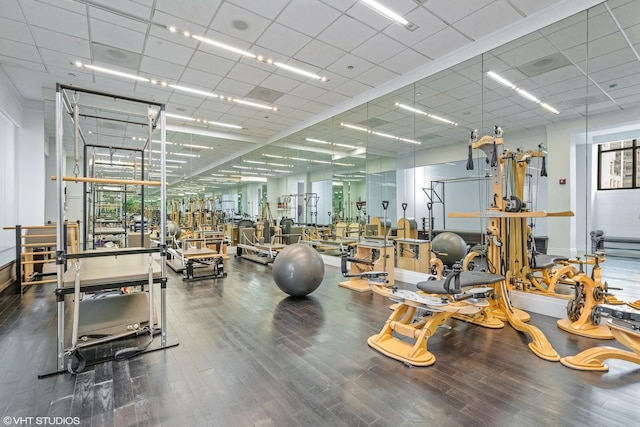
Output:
[
  {"xmin": 530, "ymin": 254, "xmax": 568, "ymax": 269},
  {"xmin": 417, "ymin": 271, "xmax": 504, "ymax": 295}
]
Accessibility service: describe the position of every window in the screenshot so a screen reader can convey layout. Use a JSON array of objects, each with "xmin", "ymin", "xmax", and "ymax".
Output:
[{"xmin": 598, "ymin": 139, "xmax": 638, "ymax": 190}]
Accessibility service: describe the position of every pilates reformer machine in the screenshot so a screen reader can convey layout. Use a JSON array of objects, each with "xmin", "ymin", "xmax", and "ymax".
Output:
[
  {"xmin": 40, "ymin": 84, "xmax": 178, "ymax": 377},
  {"xmin": 236, "ymin": 224, "xmax": 297, "ymax": 264},
  {"xmin": 339, "ymin": 201, "xmax": 394, "ymax": 292},
  {"xmin": 167, "ymin": 232, "xmax": 228, "ymax": 281}
]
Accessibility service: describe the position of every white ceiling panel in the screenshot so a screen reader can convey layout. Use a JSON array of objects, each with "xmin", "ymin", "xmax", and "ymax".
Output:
[
  {"xmin": 508, "ymin": 0, "xmax": 562, "ymax": 15},
  {"xmin": 294, "ymin": 39, "xmax": 345, "ymax": 69},
  {"xmin": 325, "ymin": 54, "xmax": 376, "ymax": 79},
  {"xmin": 255, "ymin": 23, "xmax": 311, "ymax": 58},
  {"xmin": 143, "ymin": 36, "xmax": 194, "ymax": 65},
  {"xmin": 210, "ymin": 2, "xmax": 271, "ymax": 44},
  {"xmin": 90, "ymin": 19, "xmax": 146, "ymax": 52},
  {"xmin": 31, "ymin": 27, "xmax": 90, "ymax": 58},
  {"xmin": 228, "ymin": 62, "xmax": 270, "ymax": 86},
  {"xmin": 90, "ymin": 8, "xmax": 148, "ymax": 33},
  {"xmin": 179, "ymin": 68, "xmax": 223, "ymax": 90},
  {"xmin": 3, "ymin": 0, "xmax": 25, "ymax": 21},
  {"xmin": 227, "ymin": 0, "xmax": 289, "ymax": 20},
  {"xmin": 455, "ymin": 1, "xmax": 524, "ymax": 41},
  {"xmin": 344, "ymin": 2, "xmax": 395, "ymax": 32},
  {"xmin": 426, "ymin": 0, "xmax": 495, "ymax": 24},
  {"xmin": 381, "ymin": 49, "xmax": 431, "ymax": 75},
  {"xmin": 352, "ymin": 33, "xmax": 407, "ymax": 65},
  {"xmin": 278, "ymin": 1, "xmax": 341, "ymax": 38},
  {"xmin": 317, "ymin": 15, "xmax": 375, "ymax": 53},
  {"xmin": 0, "ymin": 17, "xmax": 33, "ymax": 44},
  {"xmin": 385, "ymin": 7, "xmax": 447, "ymax": 47},
  {"xmin": 21, "ymin": 0, "xmax": 88, "ymax": 39},
  {"xmin": 188, "ymin": 51, "xmax": 236, "ymax": 77},
  {"xmin": 332, "ymin": 79, "xmax": 373, "ymax": 98},
  {"xmin": 139, "ymin": 56, "xmax": 184, "ymax": 81},
  {"xmin": 155, "ymin": 0, "xmax": 221, "ymax": 27},
  {"xmin": 0, "ymin": 38, "xmax": 42, "ymax": 63},
  {"xmin": 412, "ymin": 27, "xmax": 470, "ymax": 59}
]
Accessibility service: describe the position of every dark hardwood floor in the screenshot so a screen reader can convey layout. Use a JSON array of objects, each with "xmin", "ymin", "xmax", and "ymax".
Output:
[{"xmin": 1, "ymin": 255, "xmax": 639, "ymax": 427}]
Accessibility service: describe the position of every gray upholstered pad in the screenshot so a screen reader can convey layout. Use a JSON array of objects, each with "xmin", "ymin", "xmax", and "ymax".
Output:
[
  {"xmin": 530, "ymin": 254, "xmax": 568, "ymax": 269},
  {"xmin": 62, "ymin": 252, "xmax": 161, "ymax": 287},
  {"xmin": 417, "ymin": 271, "xmax": 504, "ymax": 294}
]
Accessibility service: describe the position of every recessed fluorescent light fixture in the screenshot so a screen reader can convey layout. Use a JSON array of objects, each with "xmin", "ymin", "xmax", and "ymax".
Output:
[
  {"xmin": 305, "ymin": 137, "xmax": 358, "ymax": 150},
  {"xmin": 487, "ymin": 71, "xmax": 559, "ymax": 115},
  {"xmin": 395, "ymin": 103, "xmax": 458, "ymax": 126},
  {"xmin": 192, "ymin": 35, "xmax": 256, "ymax": 58},
  {"xmin": 171, "ymin": 152, "xmax": 200, "ymax": 158},
  {"xmin": 340, "ymin": 122, "xmax": 420, "ymax": 144},
  {"xmin": 165, "ymin": 159, "xmax": 187, "ymax": 164},
  {"xmin": 209, "ymin": 120, "xmax": 242, "ymax": 129},
  {"xmin": 244, "ymin": 160, "xmax": 266, "ymax": 165},
  {"xmin": 274, "ymin": 62, "xmax": 326, "ymax": 81},
  {"xmin": 74, "ymin": 62, "xmax": 149, "ymax": 82},
  {"xmin": 183, "ymin": 143, "xmax": 212, "ymax": 150},
  {"xmin": 487, "ymin": 71, "xmax": 515, "ymax": 88},
  {"xmin": 360, "ymin": 0, "xmax": 409, "ymax": 26},
  {"xmin": 168, "ymin": 84, "xmax": 218, "ymax": 98},
  {"xmin": 231, "ymin": 98, "xmax": 278, "ymax": 111},
  {"xmin": 165, "ymin": 113, "xmax": 196, "ymax": 121}
]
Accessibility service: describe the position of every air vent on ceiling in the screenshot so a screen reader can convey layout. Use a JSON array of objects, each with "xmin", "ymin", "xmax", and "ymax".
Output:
[
  {"xmin": 564, "ymin": 94, "xmax": 610, "ymax": 108},
  {"xmin": 245, "ymin": 86, "xmax": 285, "ymax": 103},
  {"xmin": 516, "ymin": 52, "xmax": 571, "ymax": 78},
  {"xmin": 92, "ymin": 42, "xmax": 141, "ymax": 69},
  {"xmin": 357, "ymin": 118, "xmax": 390, "ymax": 128}
]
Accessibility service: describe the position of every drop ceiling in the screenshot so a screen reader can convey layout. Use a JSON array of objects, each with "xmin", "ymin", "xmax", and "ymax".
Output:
[{"xmin": 1, "ymin": 0, "xmax": 639, "ymax": 191}]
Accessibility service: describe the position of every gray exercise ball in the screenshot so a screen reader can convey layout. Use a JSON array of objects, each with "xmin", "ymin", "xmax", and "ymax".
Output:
[
  {"xmin": 432, "ymin": 232, "xmax": 467, "ymax": 267},
  {"xmin": 272, "ymin": 244, "xmax": 324, "ymax": 297},
  {"xmin": 167, "ymin": 220, "xmax": 181, "ymax": 239}
]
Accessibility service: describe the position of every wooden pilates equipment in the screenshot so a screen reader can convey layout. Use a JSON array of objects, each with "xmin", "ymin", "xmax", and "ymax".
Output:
[
  {"xmin": 3, "ymin": 224, "xmax": 79, "ymax": 294},
  {"xmin": 51, "ymin": 175, "xmax": 163, "ymax": 186},
  {"xmin": 556, "ymin": 254, "xmax": 622, "ymax": 339},
  {"xmin": 396, "ymin": 238, "xmax": 432, "ymax": 273},
  {"xmin": 561, "ymin": 304, "xmax": 640, "ymax": 371},
  {"xmin": 367, "ymin": 270, "xmax": 503, "ymax": 366},
  {"xmin": 339, "ymin": 240, "xmax": 394, "ymax": 292},
  {"xmin": 447, "ymin": 128, "xmax": 567, "ymax": 361}
]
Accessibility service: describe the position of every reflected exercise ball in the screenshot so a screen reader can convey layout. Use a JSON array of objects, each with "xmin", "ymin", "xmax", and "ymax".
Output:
[
  {"xmin": 167, "ymin": 220, "xmax": 181, "ymax": 239},
  {"xmin": 432, "ymin": 232, "xmax": 467, "ymax": 267},
  {"xmin": 272, "ymin": 244, "xmax": 324, "ymax": 297}
]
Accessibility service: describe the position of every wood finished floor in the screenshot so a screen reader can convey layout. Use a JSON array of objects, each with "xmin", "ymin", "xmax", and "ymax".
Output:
[{"xmin": 0, "ymin": 255, "xmax": 639, "ymax": 427}]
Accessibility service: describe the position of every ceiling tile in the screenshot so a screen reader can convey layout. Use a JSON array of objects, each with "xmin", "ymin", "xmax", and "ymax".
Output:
[
  {"xmin": 426, "ymin": 0, "xmax": 494, "ymax": 24},
  {"xmin": 0, "ymin": 16, "xmax": 33, "ymax": 44},
  {"xmin": 3, "ymin": 0, "xmax": 25, "ymax": 21},
  {"xmin": 380, "ymin": 48, "xmax": 430, "ymax": 75},
  {"xmin": 31, "ymin": 27, "xmax": 91, "ymax": 58},
  {"xmin": 167, "ymin": 92, "xmax": 205, "ymax": 108},
  {"xmin": 90, "ymin": 18, "xmax": 146, "ymax": 52},
  {"xmin": 89, "ymin": 7, "xmax": 148, "ymax": 33},
  {"xmin": 179, "ymin": 68, "xmax": 223, "ymax": 90},
  {"xmin": 289, "ymin": 84, "xmax": 328, "ymax": 101},
  {"xmin": 355, "ymin": 66, "xmax": 399, "ymax": 87},
  {"xmin": 315, "ymin": 90, "xmax": 351, "ymax": 107},
  {"xmin": 210, "ymin": 2, "xmax": 271, "ymax": 44},
  {"xmin": 455, "ymin": 1, "xmax": 523, "ymax": 41},
  {"xmin": 412, "ymin": 27, "xmax": 470, "ymax": 60},
  {"xmin": 610, "ymin": 0, "xmax": 640, "ymax": 29},
  {"xmin": 226, "ymin": 0, "xmax": 289, "ymax": 20},
  {"xmin": 294, "ymin": 39, "xmax": 345, "ymax": 70},
  {"xmin": 228, "ymin": 62, "xmax": 271, "ymax": 86},
  {"xmin": 0, "ymin": 38, "xmax": 42, "ymax": 63},
  {"xmin": 215, "ymin": 77, "xmax": 255, "ymax": 98},
  {"xmin": 155, "ymin": 0, "xmax": 222, "ymax": 27},
  {"xmin": 21, "ymin": 0, "xmax": 88, "ymax": 39},
  {"xmin": 140, "ymin": 55, "xmax": 184, "ymax": 80},
  {"xmin": 317, "ymin": 15, "xmax": 376, "ymax": 53},
  {"xmin": 352, "ymin": 33, "xmax": 407, "ymax": 64},
  {"xmin": 497, "ymin": 37, "xmax": 558, "ymax": 68},
  {"xmin": 278, "ymin": 1, "xmax": 341, "ymax": 38},
  {"xmin": 274, "ymin": 94, "xmax": 308, "ymax": 109},
  {"xmin": 325, "ymin": 54, "xmax": 375, "ymax": 79},
  {"xmin": 385, "ymin": 6, "xmax": 447, "ymax": 47},
  {"xmin": 254, "ymin": 23, "xmax": 311, "ymax": 58},
  {"xmin": 259, "ymin": 74, "xmax": 302, "ymax": 94},
  {"xmin": 143, "ymin": 36, "xmax": 194, "ymax": 66},
  {"xmin": 189, "ymin": 51, "xmax": 235, "ymax": 77},
  {"xmin": 344, "ymin": 2, "xmax": 394, "ymax": 32},
  {"xmin": 508, "ymin": 0, "xmax": 560, "ymax": 15},
  {"xmin": 333, "ymin": 79, "xmax": 372, "ymax": 97}
]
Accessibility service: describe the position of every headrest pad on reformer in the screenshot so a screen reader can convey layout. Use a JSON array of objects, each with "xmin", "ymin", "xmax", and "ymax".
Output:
[{"xmin": 417, "ymin": 271, "xmax": 504, "ymax": 295}]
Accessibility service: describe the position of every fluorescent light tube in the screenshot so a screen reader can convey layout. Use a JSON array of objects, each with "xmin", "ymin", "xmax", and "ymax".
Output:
[
  {"xmin": 274, "ymin": 62, "xmax": 322, "ymax": 80},
  {"xmin": 395, "ymin": 102, "xmax": 423, "ymax": 114},
  {"xmin": 540, "ymin": 102, "xmax": 560, "ymax": 114},
  {"xmin": 360, "ymin": 0, "xmax": 409, "ymax": 25},
  {"xmin": 209, "ymin": 120, "xmax": 242, "ymax": 129},
  {"xmin": 81, "ymin": 64, "xmax": 149, "ymax": 82},
  {"xmin": 192, "ymin": 35, "xmax": 256, "ymax": 58},
  {"xmin": 182, "ymin": 143, "xmax": 211, "ymax": 150},
  {"xmin": 341, "ymin": 123, "xmax": 369, "ymax": 132},
  {"xmin": 516, "ymin": 88, "xmax": 540, "ymax": 103},
  {"xmin": 232, "ymin": 98, "xmax": 277, "ymax": 110},
  {"xmin": 487, "ymin": 71, "xmax": 515, "ymax": 88},
  {"xmin": 171, "ymin": 152, "xmax": 200, "ymax": 158},
  {"xmin": 169, "ymin": 84, "xmax": 218, "ymax": 98},
  {"xmin": 306, "ymin": 138, "xmax": 330, "ymax": 144},
  {"xmin": 165, "ymin": 113, "xmax": 196, "ymax": 121}
]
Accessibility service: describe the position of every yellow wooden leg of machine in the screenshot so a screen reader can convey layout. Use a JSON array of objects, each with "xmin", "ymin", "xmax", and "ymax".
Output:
[
  {"xmin": 557, "ymin": 273, "xmax": 613, "ymax": 340},
  {"xmin": 629, "ymin": 300, "xmax": 640, "ymax": 311},
  {"xmin": 367, "ymin": 303, "xmax": 451, "ymax": 367},
  {"xmin": 497, "ymin": 276, "xmax": 560, "ymax": 361},
  {"xmin": 561, "ymin": 321, "xmax": 640, "ymax": 371}
]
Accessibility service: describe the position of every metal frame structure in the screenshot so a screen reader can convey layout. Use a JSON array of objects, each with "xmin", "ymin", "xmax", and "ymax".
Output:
[{"xmin": 49, "ymin": 83, "xmax": 174, "ymax": 375}]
